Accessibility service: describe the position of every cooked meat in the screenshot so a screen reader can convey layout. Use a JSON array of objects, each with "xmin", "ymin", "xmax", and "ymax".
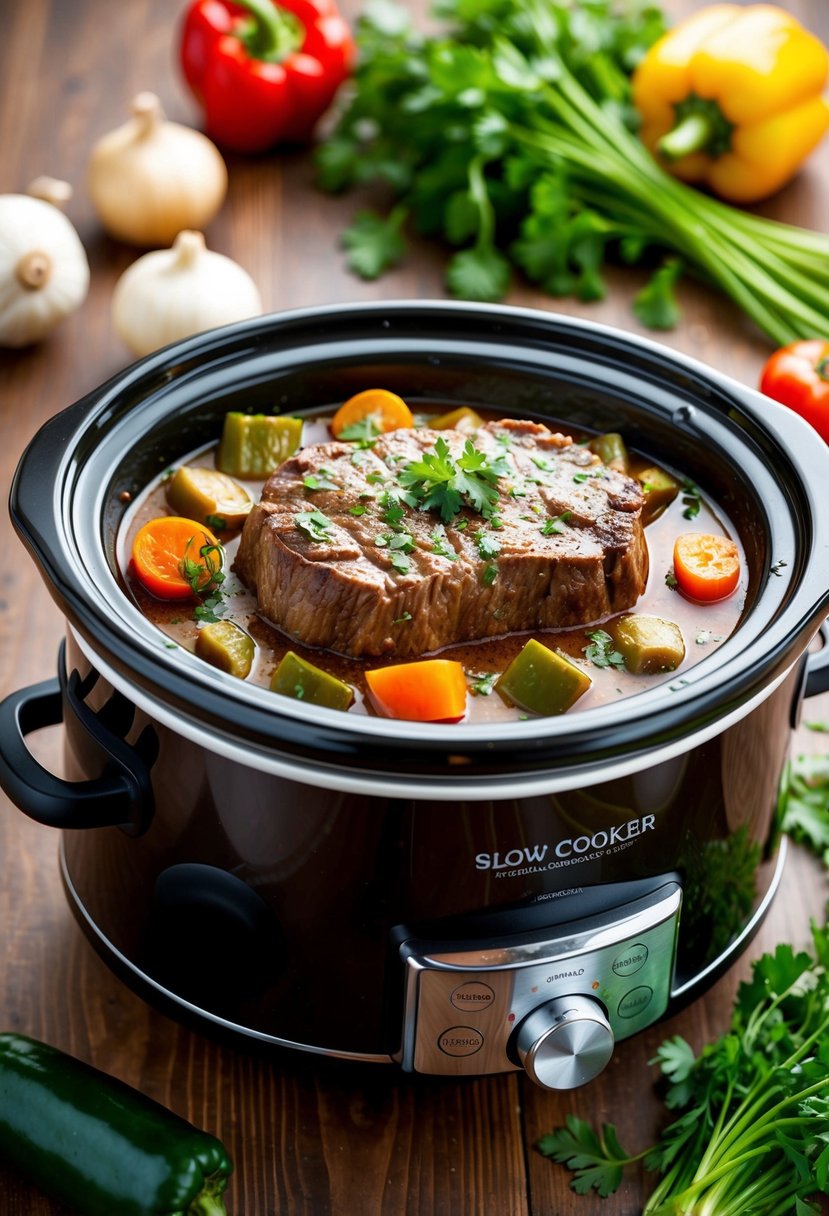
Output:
[{"xmin": 233, "ymin": 419, "xmax": 649, "ymax": 658}]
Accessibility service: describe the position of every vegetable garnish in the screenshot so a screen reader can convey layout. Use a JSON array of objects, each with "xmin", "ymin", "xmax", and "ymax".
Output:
[
  {"xmin": 760, "ymin": 340, "xmax": 829, "ymax": 444},
  {"xmin": 131, "ymin": 516, "xmax": 223, "ymax": 602},
  {"xmin": 0, "ymin": 1032, "xmax": 233, "ymax": 1216},
  {"xmin": 673, "ymin": 532, "xmax": 741, "ymax": 602},
  {"xmin": 582, "ymin": 629, "xmax": 626, "ymax": 671},
  {"xmin": 539, "ymin": 919, "xmax": 829, "ymax": 1213},
  {"xmin": 295, "ymin": 509, "xmax": 332, "ymax": 542},
  {"xmin": 331, "ymin": 388, "xmax": 414, "ymax": 439},
  {"xmin": 317, "ymin": 0, "xmax": 829, "ymax": 344},
  {"xmin": 365, "ymin": 659, "xmax": 467, "ymax": 722},
  {"xmin": 397, "ymin": 436, "xmax": 509, "ymax": 522}
]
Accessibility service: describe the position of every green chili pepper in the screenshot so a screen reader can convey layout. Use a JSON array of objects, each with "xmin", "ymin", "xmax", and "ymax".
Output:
[
  {"xmin": 216, "ymin": 411, "xmax": 303, "ymax": 478},
  {"xmin": 0, "ymin": 1033, "xmax": 233, "ymax": 1216}
]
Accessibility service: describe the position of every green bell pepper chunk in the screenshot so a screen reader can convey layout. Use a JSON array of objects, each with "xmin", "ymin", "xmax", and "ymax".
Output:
[
  {"xmin": 0, "ymin": 1032, "xmax": 232, "ymax": 1216},
  {"xmin": 196, "ymin": 620, "xmax": 255, "ymax": 679},
  {"xmin": 637, "ymin": 465, "xmax": 679, "ymax": 525},
  {"xmin": 588, "ymin": 432, "xmax": 629, "ymax": 472},
  {"xmin": 270, "ymin": 650, "xmax": 354, "ymax": 710},
  {"xmin": 609, "ymin": 614, "xmax": 686, "ymax": 674},
  {"xmin": 496, "ymin": 638, "xmax": 592, "ymax": 716},
  {"xmin": 217, "ymin": 412, "xmax": 303, "ymax": 479}
]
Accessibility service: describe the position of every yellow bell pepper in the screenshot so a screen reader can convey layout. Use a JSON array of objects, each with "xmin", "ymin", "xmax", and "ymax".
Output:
[{"xmin": 632, "ymin": 4, "xmax": 829, "ymax": 203}]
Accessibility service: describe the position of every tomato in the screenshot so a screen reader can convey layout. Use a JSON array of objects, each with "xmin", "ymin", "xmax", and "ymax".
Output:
[
  {"xmin": 673, "ymin": 532, "xmax": 741, "ymax": 603},
  {"xmin": 759, "ymin": 339, "xmax": 829, "ymax": 443}
]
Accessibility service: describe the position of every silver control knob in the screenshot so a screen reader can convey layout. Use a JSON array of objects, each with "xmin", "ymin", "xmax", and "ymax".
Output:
[{"xmin": 516, "ymin": 995, "xmax": 614, "ymax": 1090}]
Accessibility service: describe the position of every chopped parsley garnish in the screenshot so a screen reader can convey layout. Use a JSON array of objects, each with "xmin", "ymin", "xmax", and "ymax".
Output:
[
  {"xmin": 303, "ymin": 468, "xmax": 339, "ymax": 491},
  {"xmin": 665, "ymin": 568, "xmax": 678, "ymax": 589},
  {"xmin": 541, "ymin": 511, "xmax": 571, "ymax": 536},
  {"xmin": 293, "ymin": 683, "xmax": 305, "ymax": 699},
  {"xmin": 681, "ymin": 478, "xmax": 702, "ymax": 520},
  {"xmin": 382, "ymin": 503, "xmax": 407, "ymax": 529},
  {"xmin": 338, "ymin": 415, "xmax": 381, "ymax": 443},
  {"xmin": 295, "ymin": 509, "xmax": 332, "ymax": 542},
  {"xmin": 377, "ymin": 530, "xmax": 414, "ymax": 575},
  {"xmin": 348, "ymin": 504, "xmax": 367, "ymax": 516},
  {"xmin": 573, "ymin": 469, "xmax": 599, "ymax": 484},
  {"xmin": 181, "ymin": 540, "xmax": 226, "ymax": 623},
  {"xmin": 393, "ymin": 611, "xmax": 413, "ymax": 624},
  {"xmin": 205, "ymin": 513, "xmax": 227, "ymax": 532},
  {"xmin": 475, "ymin": 530, "xmax": 502, "ymax": 560},
  {"xmin": 583, "ymin": 629, "xmax": 625, "ymax": 669},
  {"xmin": 397, "ymin": 436, "xmax": 509, "ymax": 522},
  {"xmin": 430, "ymin": 526, "xmax": 457, "ymax": 560},
  {"xmin": 467, "ymin": 671, "xmax": 498, "ymax": 696},
  {"xmin": 481, "ymin": 562, "xmax": 498, "ymax": 586},
  {"xmin": 532, "ymin": 455, "xmax": 555, "ymax": 472}
]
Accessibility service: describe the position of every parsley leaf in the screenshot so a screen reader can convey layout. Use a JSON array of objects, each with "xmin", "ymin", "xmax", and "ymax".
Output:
[
  {"xmin": 295, "ymin": 510, "xmax": 332, "ymax": 542},
  {"xmin": 340, "ymin": 205, "xmax": 408, "ymax": 280},
  {"xmin": 467, "ymin": 670, "xmax": 498, "ymax": 696},
  {"xmin": 537, "ymin": 1115, "xmax": 642, "ymax": 1197},
  {"xmin": 399, "ymin": 436, "xmax": 507, "ymax": 522},
  {"xmin": 680, "ymin": 478, "xmax": 702, "ymax": 520},
  {"xmin": 445, "ymin": 244, "xmax": 511, "ymax": 302},
  {"xmin": 632, "ymin": 257, "xmax": 683, "ymax": 330},
  {"xmin": 475, "ymin": 529, "xmax": 501, "ymax": 559},
  {"xmin": 303, "ymin": 468, "xmax": 339, "ymax": 491},
  {"xmin": 583, "ymin": 629, "xmax": 625, "ymax": 669},
  {"xmin": 541, "ymin": 511, "xmax": 571, "ymax": 536}
]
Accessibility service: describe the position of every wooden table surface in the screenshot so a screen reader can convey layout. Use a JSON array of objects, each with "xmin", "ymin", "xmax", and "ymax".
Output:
[{"xmin": 2, "ymin": 1, "xmax": 829, "ymax": 1212}]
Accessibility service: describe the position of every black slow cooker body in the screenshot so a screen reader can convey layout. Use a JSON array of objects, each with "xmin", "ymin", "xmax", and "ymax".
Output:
[{"xmin": 3, "ymin": 303, "xmax": 829, "ymax": 1083}]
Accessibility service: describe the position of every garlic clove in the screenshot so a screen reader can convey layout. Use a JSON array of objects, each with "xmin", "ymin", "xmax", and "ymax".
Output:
[
  {"xmin": 88, "ymin": 93, "xmax": 228, "ymax": 248},
  {"xmin": 0, "ymin": 181, "xmax": 89, "ymax": 348},
  {"xmin": 112, "ymin": 230, "xmax": 263, "ymax": 357}
]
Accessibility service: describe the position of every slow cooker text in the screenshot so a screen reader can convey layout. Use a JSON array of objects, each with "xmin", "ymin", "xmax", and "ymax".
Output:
[{"xmin": 475, "ymin": 815, "xmax": 656, "ymax": 871}]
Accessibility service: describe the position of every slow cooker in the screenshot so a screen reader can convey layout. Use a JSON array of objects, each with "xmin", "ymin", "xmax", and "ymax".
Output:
[{"xmin": 2, "ymin": 302, "xmax": 828, "ymax": 1091}]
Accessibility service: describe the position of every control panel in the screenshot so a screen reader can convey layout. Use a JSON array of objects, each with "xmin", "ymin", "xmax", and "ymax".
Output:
[{"xmin": 398, "ymin": 882, "xmax": 681, "ymax": 1087}]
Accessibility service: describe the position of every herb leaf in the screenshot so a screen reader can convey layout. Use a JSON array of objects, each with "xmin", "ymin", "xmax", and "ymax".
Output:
[
  {"xmin": 583, "ymin": 629, "xmax": 625, "ymax": 669},
  {"xmin": 295, "ymin": 510, "xmax": 332, "ymax": 542},
  {"xmin": 399, "ymin": 435, "xmax": 507, "ymax": 522}
]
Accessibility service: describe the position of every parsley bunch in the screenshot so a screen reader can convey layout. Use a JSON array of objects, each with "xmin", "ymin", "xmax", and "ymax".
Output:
[
  {"xmin": 318, "ymin": 0, "xmax": 829, "ymax": 343},
  {"xmin": 541, "ymin": 923, "xmax": 829, "ymax": 1213}
]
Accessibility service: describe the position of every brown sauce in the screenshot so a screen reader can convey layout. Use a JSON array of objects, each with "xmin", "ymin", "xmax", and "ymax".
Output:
[{"xmin": 118, "ymin": 410, "xmax": 746, "ymax": 723}]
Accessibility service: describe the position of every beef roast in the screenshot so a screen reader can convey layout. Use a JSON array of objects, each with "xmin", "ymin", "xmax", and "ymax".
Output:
[{"xmin": 233, "ymin": 419, "xmax": 648, "ymax": 658}]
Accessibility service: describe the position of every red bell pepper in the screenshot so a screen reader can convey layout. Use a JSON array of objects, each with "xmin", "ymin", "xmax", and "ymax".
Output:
[
  {"xmin": 759, "ymin": 339, "xmax": 829, "ymax": 444},
  {"xmin": 179, "ymin": 0, "xmax": 354, "ymax": 153}
]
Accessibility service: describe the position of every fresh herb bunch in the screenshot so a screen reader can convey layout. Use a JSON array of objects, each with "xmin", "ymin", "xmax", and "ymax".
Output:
[
  {"xmin": 540, "ymin": 922, "xmax": 829, "ymax": 1213},
  {"xmin": 781, "ymin": 748, "xmax": 829, "ymax": 866},
  {"xmin": 318, "ymin": 0, "xmax": 829, "ymax": 342},
  {"xmin": 397, "ymin": 435, "xmax": 509, "ymax": 521}
]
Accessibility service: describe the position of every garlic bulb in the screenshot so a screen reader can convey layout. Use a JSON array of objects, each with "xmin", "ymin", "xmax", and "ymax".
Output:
[
  {"xmin": 0, "ymin": 177, "xmax": 90, "ymax": 348},
  {"xmin": 88, "ymin": 93, "xmax": 227, "ymax": 247},
  {"xmin": 113, "ymin": 230, "xmax": 262, "ymax": 356}
]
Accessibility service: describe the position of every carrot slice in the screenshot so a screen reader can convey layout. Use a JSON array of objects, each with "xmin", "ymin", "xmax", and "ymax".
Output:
[
  {"xmin": 131, "ymin": 516, "xmax": 222, "ymax": 601},
  {"xmin": 365, "ymin": 659, "xmax": 467, "ymax": 722},
  {"xmin": 331, "ymin": 388, "xmax": 414, "ymax": 439},
  {"xmin": 673, "ymin": 532, "xmax": 740, "ymax": 602}
]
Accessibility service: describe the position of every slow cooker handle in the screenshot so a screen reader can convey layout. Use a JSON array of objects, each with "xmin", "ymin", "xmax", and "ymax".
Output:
[
  {"xmin": 805, "ymin": 620, "xmax": 829, "ymax": 699},
  {"xmin": 0, "ymin": 649, "xmax": 155, "ymax": 835}
]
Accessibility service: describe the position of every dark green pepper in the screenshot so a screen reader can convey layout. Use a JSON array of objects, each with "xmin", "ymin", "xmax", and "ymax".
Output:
[{"xmin": 0, "ymin": 1033, "xmax": 232, "ymax": 1215}]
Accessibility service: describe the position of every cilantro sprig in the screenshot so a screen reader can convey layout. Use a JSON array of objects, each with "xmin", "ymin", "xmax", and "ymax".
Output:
[
  {"xmin": 180, "ymin": 541, "xmax": 226, "ymax": 624},
  {"xmin": 397, "ymin": 436, "xmax": 509, "ymax": 522}
]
